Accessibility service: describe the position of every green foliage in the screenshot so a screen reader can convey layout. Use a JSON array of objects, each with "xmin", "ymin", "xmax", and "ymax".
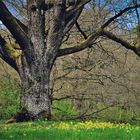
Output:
[
  {"xmin": 52, "ymin": 100, "xmax": 78, "ymax": 119},
  {"xmin": 95, "ymin": 103, "xmax": 135, "ymax": 123},
  {"xmin": 131, "ymin": 25, "xmax": 138, "ymax": 33},
  {"xmin": 131, "ymin": 25, "xmax": 139, "ymax": 39},
  {"xmin": 52, "ymin": 101, "xmax": 138, "ymax": 123},
  {"xmin": 0, "ymin": 79, "xmax": 20, "ymax": 119},
  {"xmin": 0, "ymin": 79, "xmax": 139, "ymax": 124}
]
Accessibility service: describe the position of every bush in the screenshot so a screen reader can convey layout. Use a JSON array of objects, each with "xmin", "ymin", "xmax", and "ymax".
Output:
[
  {"xmin": 52, "ymin": 100, "xmax": 78, "ymax": 119},
  {"xmin": 0, "ymin": 79, "xmax": 20, "ymax": 119}
]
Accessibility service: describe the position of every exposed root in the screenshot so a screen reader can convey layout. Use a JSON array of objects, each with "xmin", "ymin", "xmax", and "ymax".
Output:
[{"xmin": 6, "ymin": 108, "xmax": 35, "ymax": 123}]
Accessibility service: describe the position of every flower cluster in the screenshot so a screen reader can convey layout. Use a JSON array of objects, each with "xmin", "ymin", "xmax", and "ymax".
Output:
[{"xmin": 54, "ymin": 121, "xmax": 139, "ymax": 131}]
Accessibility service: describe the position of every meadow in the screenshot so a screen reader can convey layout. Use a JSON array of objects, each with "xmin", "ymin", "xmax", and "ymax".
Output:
[{"xmin": 0, "ymin": 121, "xmax": 140, "ymax": 140}]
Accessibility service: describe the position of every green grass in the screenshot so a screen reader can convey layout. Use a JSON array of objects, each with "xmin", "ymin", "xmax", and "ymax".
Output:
[{"xmin": 0, "ymin": 121, "xmax": 140, "ymax": 140}]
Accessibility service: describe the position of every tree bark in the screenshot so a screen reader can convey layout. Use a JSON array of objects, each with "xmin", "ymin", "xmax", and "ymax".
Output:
[
  {"xmin": 17, "ymin": 0, "xmax": 66, "ymax": 120},
  {"xmin": 21, "ymin": 60, "xmax": 52, "ymax": 120}
]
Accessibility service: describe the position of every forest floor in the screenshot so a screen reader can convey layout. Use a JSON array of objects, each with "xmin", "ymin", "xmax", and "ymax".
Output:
[{"xmin": 0, "ymin": 121, "xmax": 140, "ymax": 140}]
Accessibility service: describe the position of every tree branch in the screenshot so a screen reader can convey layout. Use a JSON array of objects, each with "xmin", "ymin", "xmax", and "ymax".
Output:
[
  {"xmin": 0, "ymin": 1, "xmax": 34, "ymax": 65},
  {"xmin": 64, "ymin": 0, "xmax": 91, "ymax": 35},
  {"xmin": 74, "ymin": 103, "xmax": 118, "ymax": 120},
  {"xmin": 0, "ymin": 1, "xmax": 28, "ymax": 47},
  {"xmin": 66, "ymin": 0, "xmax": 91, "ymax": 12},
  {"xmin": 75, "ymin": 21, "xmax": 87, "ymax": 39},
  {"xmin": 52, "ymin": 95, "xmax": 71, "ymax": 101},
  {"xmin": 100, "ymin": 30, "xmax": 140, "ymax": 57},
  {"xmin": 64, "ymin": 7, "xmax": 83, "ymax": 35},
  {"xmin": 58, "ymin": 28, "xmax": 140, "ymax": 58},
  {"xmin": 0, "ymin": 35, "xmax": 18, "ymax": 71},
  {"xmin": 101, "ymin": 4, "xmax": 140, "ymax": 29},
  {"xmin": 63, "ymin": 103, "xmax": 118, "ymax": 120},
  {"xmin": 58, "ymin": 29, "xmax": 102, "ymax": 57}
]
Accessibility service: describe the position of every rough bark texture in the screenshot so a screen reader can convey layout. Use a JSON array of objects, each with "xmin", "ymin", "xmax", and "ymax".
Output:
[{"xmin": 15, "ymin": 0, "xmax": 67, "ymax": 120}]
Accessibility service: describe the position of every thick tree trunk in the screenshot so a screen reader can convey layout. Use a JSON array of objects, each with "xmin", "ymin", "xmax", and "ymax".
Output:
[
  {"xmin": 21, "ymin": 68, "xmax": 52, "ymax": 120},
  {"xmin": 19, "ymin": 54, "xmax": 54, "ymax": 120},
  {"xmin": 16, "ymin": 1, "xmax": 64, "ymax": 120}
]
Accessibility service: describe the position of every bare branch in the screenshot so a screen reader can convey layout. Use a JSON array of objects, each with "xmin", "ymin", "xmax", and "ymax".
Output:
[
  {"xmin": 101, "ymin": 4, "xmax": 140, "ymax": 29},
  {"xmin": 0, "ymin": 35, "xmax": 18, "ymax": 71},
  {"xmin": 75, "ymin": 21, "xmax": 87, "ymax": 39},
  {"xmin": 64, "ymin": 7, "xmax": 83, "ymax": 35},
  {"xmin": 52, "ymin": 95, "xmax": 71, "ymax": 101},
  {"xmin": 0, "ymin": 1, "xmax": 34, "ymax": 65},
  {"xmin": 64, "ymin": 103, "xmax": 118, "ymax": 120},
  {"xmin": 76, "ymin": 103, "xmax": 118, "ymax": 120},
  {"xmin": 100, "ymin": 30, "xmax": 140, "ymax": 57},
  {"xmin": 64, "ymin": 0, "xmax": 91, "ymax": 35},
  {"xmin": 58, "ymin": 29, "xmax": 102, "ymax": 57},
  {"xmin": 0, "ymin": 1, "xmax": 28, "ymax": 48},
  {"xmin": 66, "ymin": 0, "xmax": 91, "ymax": 12}
]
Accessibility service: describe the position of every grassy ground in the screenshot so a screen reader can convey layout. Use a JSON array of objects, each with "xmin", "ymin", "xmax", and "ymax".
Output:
[{"xmin": 0, "ymin": 121, "xmax": 140, "ymax": 140}]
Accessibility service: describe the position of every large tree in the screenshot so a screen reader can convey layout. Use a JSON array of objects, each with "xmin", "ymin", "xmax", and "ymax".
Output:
[{"xmin": 0, "ymin": 0, "xmax": 140, "ymax": 120}]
